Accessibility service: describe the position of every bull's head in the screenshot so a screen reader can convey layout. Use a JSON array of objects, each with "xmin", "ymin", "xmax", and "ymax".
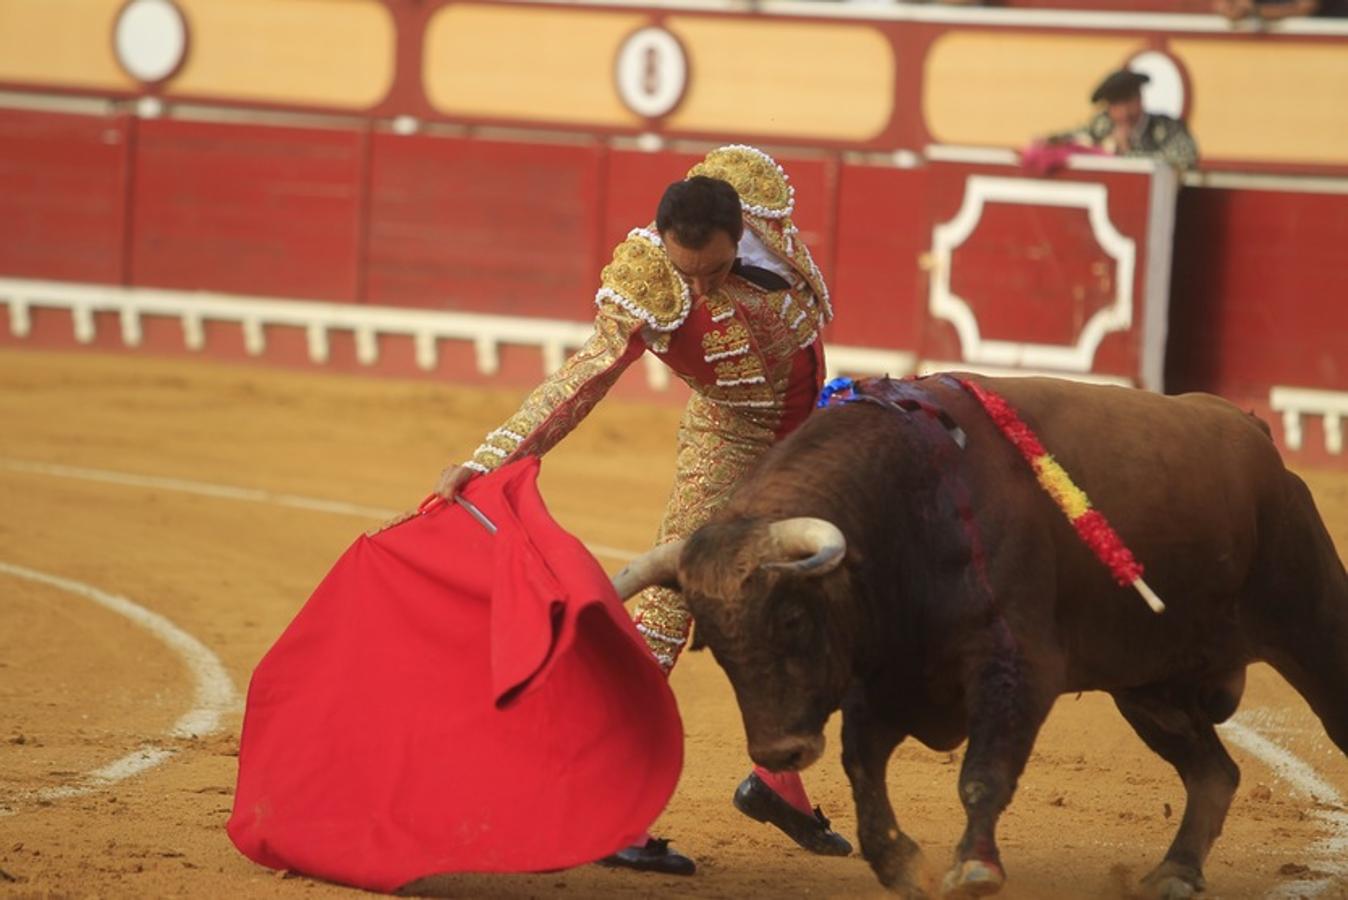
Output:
[{"xmin": 614, "ymin": 517, "xmax": 854, "ymax": 774}]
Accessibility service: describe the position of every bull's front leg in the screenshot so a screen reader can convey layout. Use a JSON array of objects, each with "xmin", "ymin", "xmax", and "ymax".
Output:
[
  {"xmin": 841, "ymin": 690, "xmax": 932, "ymax": 898},
  {"xmin": 946, "ymin": 644, "xmax": 1055, "ymax": 899}
]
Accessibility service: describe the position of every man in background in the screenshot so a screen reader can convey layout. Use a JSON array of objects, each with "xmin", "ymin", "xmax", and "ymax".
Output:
[
  {"xmin": 1215, "ymin": 0, "xmax": 1348, "ymax": 21},
  {"xmin": 1048, "ymin": 68, "xmax": 1199, "ymax": 172}
]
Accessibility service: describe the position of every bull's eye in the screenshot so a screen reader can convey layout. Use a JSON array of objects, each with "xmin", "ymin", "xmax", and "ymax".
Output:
[{"xmin": 773, "ymin": 601, "xmax": 814, "ymax": 650}]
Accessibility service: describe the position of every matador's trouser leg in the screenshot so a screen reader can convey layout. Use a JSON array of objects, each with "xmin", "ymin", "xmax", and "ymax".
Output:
[{"xmin": 632, "ymin": 395, "xmax": 776, "ymax": 671}]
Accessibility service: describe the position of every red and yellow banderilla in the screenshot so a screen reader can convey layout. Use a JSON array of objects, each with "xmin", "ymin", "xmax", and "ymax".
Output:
[{"xmin": 960, "ymin": 379, "xmax": 1165, "ymax": 615}]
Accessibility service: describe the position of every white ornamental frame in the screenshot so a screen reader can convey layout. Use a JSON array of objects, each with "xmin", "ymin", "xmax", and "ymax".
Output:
[{"xmin": 929, "ymin": 175, "xmax": 1168, "ymax": 390}]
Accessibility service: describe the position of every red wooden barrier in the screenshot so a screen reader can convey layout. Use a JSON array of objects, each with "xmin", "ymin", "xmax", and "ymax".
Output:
[
  {"xmin": 0, "ymin": 110, "xmax": 131, "ymax": 285},
  {"xmin": 1169, "ymin": 185, "xmax": 1348, "ymax": 400},
  {"xmin": 365, "ymin": 135, "xmax": 606, "ymax": 316},
  {"xmin": 129, "ymin": 119, "xmax": 367, "ymax": 301}
]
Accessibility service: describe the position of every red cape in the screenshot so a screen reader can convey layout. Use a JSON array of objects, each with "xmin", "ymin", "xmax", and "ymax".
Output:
[{"xmin": 227, "ymin": 459, "xmax": 683, "ymax": 892}]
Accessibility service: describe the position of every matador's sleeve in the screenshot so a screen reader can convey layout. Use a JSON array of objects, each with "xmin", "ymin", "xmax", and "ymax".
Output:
[{"xmin": 462, "ymin": 229, "xmax": 691, "ymax": 474}]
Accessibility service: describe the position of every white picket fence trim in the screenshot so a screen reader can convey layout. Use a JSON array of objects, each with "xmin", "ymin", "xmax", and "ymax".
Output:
[{"xmin": 0, "ymin": 277, "xmax": 914, "ymax": 389}]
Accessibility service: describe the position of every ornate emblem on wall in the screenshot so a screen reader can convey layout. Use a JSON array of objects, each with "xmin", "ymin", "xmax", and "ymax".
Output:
[
  {"xmin": 613, "ymin": 25, "xmax": 688, "ymax": 120},
  {"xmin": 928, "ymin": 175, "xmax": 1138, "ymax": 379},
  {"xmin": 113, "ymin": 0, "xmax": 189, "ymax": 85}
]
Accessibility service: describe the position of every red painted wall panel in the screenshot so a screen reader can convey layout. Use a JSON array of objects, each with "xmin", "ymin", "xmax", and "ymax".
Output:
[
  {"xmin": 1168, "ymin": 187, "xmax": 1348, "ymax": 398},
  {"xmin": 364, "ymin": 135, "xmax": 605, "ymax": 318},
  {"xmin": 129, "ymin": 119, "xmax": 365, "ymax": 300},
  {"xmin": 830, "ymin": 164, "xmax": 926, "ymax": 351},
  {"xmin": 601, "ymin": 149, "xmax": 705, "ymax": 255},
  {"xmin": 0, "ymin": 110, "xmax": 130, "ymax": 284}
]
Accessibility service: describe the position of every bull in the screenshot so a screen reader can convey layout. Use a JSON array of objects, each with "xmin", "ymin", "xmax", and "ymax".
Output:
[{"xmin": 613, "ymin": 375, "xmax": 1348, "ymax": 899}]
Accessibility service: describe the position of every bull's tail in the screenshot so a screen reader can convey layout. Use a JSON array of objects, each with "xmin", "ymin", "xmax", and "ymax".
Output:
[{"xmin": 1254, "ymin": 470, "xmax": 1348, "ymax": 758}]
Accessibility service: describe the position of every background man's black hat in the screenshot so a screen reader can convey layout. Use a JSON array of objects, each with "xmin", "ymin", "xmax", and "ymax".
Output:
[{"xmin": 1091, "ymin": 69, "xmax": 1150, "ymax": 104}]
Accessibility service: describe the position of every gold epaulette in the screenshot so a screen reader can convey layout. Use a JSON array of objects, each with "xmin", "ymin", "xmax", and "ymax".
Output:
[
  {"xmin": 594, "ymin": 228, "xmax": 691, "ymax": 333},
  {"xmin": 691, "ymin": 146, "xmax": 832, "ymax": 324},
  {"xmin": 688, "ymin": 145, "xmax": 794, "ymax": 220}
]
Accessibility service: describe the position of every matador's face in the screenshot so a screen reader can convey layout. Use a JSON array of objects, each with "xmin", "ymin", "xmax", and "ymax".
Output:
[{"xmin": 662, "ymin": 229, "xmax": 737, "ymax": 298}]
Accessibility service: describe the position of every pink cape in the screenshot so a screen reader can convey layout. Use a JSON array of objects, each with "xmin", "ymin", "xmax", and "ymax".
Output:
[
  {"xmin": 226, "ymin": 458, "xmax": 683, "ymax": 892},
  {"xmin": 1020, "ymin": 139, "xmax": 1109, "ymax": 176}
]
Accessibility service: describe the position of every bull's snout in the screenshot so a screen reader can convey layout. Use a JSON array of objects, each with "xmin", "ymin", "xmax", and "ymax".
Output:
[{"xmin": 748, "ymin": 733, "xmax": 825, "ymax": 773}]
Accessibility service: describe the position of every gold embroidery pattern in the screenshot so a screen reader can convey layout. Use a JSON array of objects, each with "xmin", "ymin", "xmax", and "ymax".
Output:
[
  {"xmin": 703, "ymin": 291, "xmax": 736, "ymax": 324},
  {"xmin": 632, "ymin": 390, "xmax": 780, "ymax": 667},
  {"xmin": 713, "ymin": 355, "xmax": 766, "ymax": 387},
  {"xmin": 701, "ymin": 322, "xmax": 751, "ymax": 361},
  {"xmin": 746, "ymin": 217, "xmax": 833, "ymax": 325},
  {"xmin": 631, "ymin": 280, "xmax": 807, "ymax": 669},
  {"xmin": 466, "ymin": 306, "xmax": 644, "ymax": 473},
  {"xmin": 595, "ymin": 231, "xmax": 689, "ymax": 333},
  {"xmin": 683, "ymin": 144, "xmax": 831, "ymax": 322},
  {"xmin": 688, "ymin": 144, "xmax": 794, "ymax": 219}
]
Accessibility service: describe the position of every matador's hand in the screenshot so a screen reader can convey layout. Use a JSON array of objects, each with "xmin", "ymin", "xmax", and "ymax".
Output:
[{"xmin": 434, "ymin": 464, "xmax": 478, "ymax": 502}]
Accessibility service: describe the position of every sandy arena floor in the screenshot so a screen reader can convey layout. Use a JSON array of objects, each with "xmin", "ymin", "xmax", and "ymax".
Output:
[{"xmin": 1, "ymin": 349, "xmax": 1346, "ymax": 899}]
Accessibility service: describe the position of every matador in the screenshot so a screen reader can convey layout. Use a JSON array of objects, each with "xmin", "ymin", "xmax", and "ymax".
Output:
[{"xmin": 437, "ymin": 145, "xmax": 851, "ymax": 873}]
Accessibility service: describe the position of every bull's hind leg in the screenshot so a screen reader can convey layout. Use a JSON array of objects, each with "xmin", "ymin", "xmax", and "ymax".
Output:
[
  {"xmin": 842, "ymin": 691, "xmax": 932, "ymax": 899},
  {"xmin": 1112, "ymin": 685, "xmax": 1241, "ymax": 900}
]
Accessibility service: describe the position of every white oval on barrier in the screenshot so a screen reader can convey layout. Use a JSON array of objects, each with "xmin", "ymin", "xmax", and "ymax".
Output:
[
  {"xmin": 114, "ymin": 0, "xmax": 189, "ymax": 84},
  {"xmin": 1128, "ymin": 50, "xmax": 1186, "ymax": 120},
  {"xmin": 614, "ymin": 26, "xmax": 688, "ymax": 120}
]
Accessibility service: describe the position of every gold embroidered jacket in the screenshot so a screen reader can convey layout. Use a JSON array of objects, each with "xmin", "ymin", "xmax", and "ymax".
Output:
[{"xmin": 462, "ymin": 145, "xmax": 832, "ymax": 477}]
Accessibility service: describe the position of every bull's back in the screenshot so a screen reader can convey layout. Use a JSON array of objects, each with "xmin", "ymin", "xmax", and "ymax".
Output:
[{"xmin": 941, "ymin": 377, "xmax": 1287, "ymax": 631}]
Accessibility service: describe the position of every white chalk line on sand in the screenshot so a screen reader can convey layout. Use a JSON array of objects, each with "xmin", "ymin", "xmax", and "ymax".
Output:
[
  {"xmin": 1220, "ymin": 715, "xmax": 1348, "ymax": 898},
  {"xmin": 0, "ymin": 561, "xmax": 238, "ymax": 818},
  {"xmin": 0, "ymin": 456, "xmax": 634, "ymax": 815},
  {"xmin": 6, "ymin": 457, "xmax": 1345, "ymax": 895},
  {"xmin": 0, "ymin": 457, "xmax": 638, "ymax": 562}
]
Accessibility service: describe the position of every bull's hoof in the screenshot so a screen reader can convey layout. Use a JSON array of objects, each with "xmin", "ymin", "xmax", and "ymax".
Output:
[
  {"xmin": 869, "ymin": 846, "xmax": 935, "ymax": 899},
  {"xmin": 1140, "ymin": 861, "xmax": 1205, "ymax": 899},
  {"xmin": 940, "ymin": 859, "xmax": 1006, "ymax": 898}
]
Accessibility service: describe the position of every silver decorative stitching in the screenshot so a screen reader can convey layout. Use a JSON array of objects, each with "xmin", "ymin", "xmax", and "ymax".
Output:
[
  {"xmin": 594, "ymin": 286, "xmax": 690, "ymax": 333},
  {"xmin": 704, "ymin": 345, "xmax": 750, "ymax": 362},
  {"xmin": 637, "ymin": 623, "xmax": 688, "ymax": 646},
  {"xmin": 485, "ymin": 428, "xmax": 525, "ymax": 443}
]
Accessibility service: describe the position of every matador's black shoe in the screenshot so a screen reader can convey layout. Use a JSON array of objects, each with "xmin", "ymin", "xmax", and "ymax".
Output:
[
  {"xmin": 597, "ymin": 838, "xmax": 696, "ymax": 876},
  {"xmin": 733, "ymin": 772, "xmax": 853, "ymax": 856}
]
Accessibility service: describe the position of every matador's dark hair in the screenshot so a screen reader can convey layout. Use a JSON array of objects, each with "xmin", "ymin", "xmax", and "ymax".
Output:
[{"xmin": 655, "ymin": 176, "xmax": 744, "ymax": 249}]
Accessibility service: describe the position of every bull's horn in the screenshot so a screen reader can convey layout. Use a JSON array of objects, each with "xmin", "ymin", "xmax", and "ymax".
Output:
[
  {"xmin": 763, "ymin": 518, "xmax": 846, "ymax": 576},
  {"xmin": 612, "ymin": 540, "xmax": 684, "ymax": 600}
]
